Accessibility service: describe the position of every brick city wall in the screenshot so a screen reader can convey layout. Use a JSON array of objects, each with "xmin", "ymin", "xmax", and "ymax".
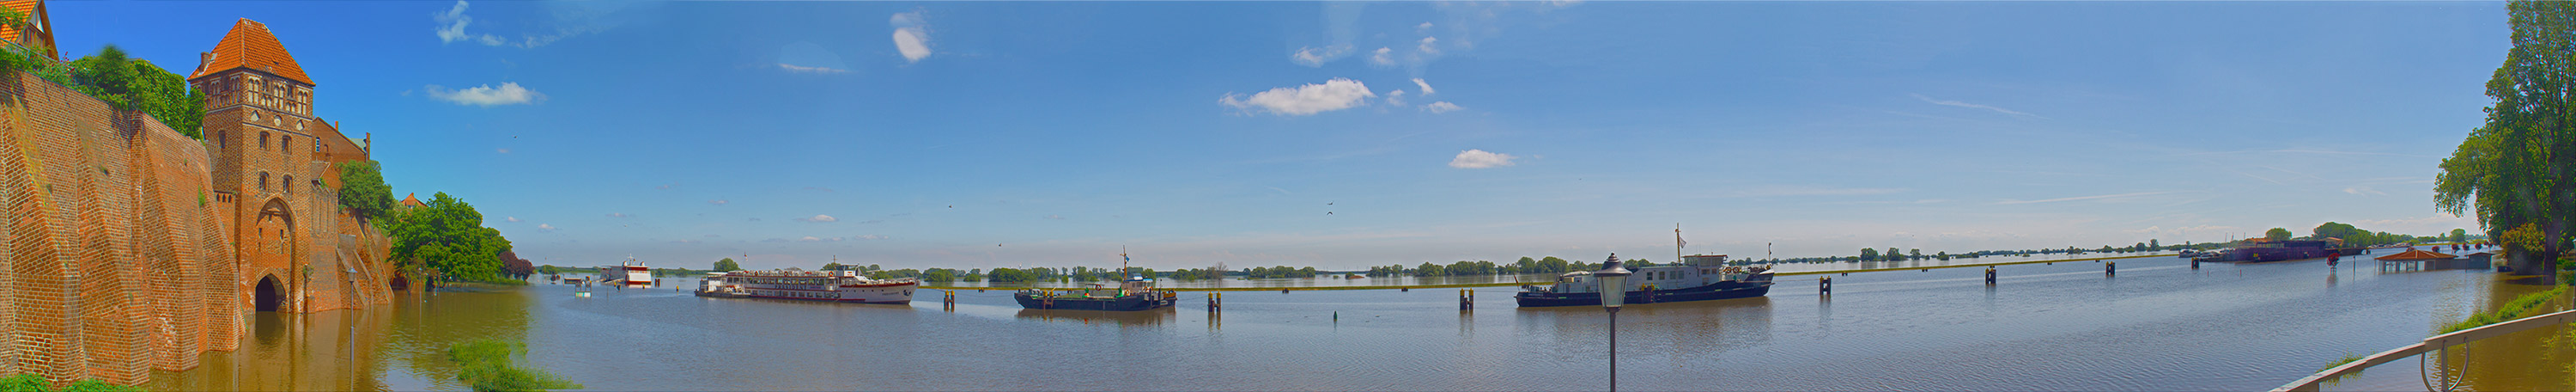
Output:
[{"xmin": 0, "ymin": 70, "xmax": 383, "ymax": 386}]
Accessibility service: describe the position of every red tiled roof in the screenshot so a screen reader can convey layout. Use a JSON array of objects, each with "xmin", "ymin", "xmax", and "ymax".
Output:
[
  {"xmin": 399, "ymin": 193, "xmax": 422, "ymax": 207},
  {"xmin": 2374, "ymin": 249, "xmax": 2458, "ymax": 260},
  {"xmin": 187, "ymin": 19, "xmax": 312, "ymax": 85}
]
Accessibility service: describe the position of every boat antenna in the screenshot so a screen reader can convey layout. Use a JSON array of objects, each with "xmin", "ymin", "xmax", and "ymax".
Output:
[{"xmin": 1121, "ymin": 246, "xmax": 1131, "ymax": 279}]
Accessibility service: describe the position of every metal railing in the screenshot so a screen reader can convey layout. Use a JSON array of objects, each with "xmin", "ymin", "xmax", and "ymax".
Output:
[{"xmin": 2273, "ymin": 308, "xmax": 2576, "ymax": 391}]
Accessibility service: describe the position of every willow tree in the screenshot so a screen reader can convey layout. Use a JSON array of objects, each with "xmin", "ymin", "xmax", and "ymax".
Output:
[{"xmin": 2438, "ymin": 0, "xmax": 2576, "ymax": 280}]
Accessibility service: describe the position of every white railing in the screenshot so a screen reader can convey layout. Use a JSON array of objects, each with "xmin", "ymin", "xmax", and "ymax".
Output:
[{"xmin": 2273, "ymin": 308, "xmax": 2576, "ymax": 392}]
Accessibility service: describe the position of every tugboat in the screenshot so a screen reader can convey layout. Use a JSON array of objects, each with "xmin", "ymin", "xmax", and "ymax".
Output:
[
  {"xmin": 1013, "ymin": 248, "xmax": 1178, "ymax": 311},
  {"xmin": 1516, "ymin": 253, "xmax": 1774, "ymax": 307}
]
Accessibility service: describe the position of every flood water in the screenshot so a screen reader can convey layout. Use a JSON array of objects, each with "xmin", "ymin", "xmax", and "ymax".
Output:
[{"xmin": 147, "ymin": 248, "xmax": 2569, "ymax": 391}]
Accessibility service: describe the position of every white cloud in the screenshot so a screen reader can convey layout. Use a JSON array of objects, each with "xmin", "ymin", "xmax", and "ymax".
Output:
[
  {"xmin": 433, "ymin": 1, "xmax": 501, "ymax": 46},
  {"xmin": 1423, "ymin": 101, "xmax": 1462, "ymax": 113},
  {"xmin": 798, "ymin": 214, "xmax": 838, "ymax": 223},
  {"xmin": 1291, "ymin": 45, "xmax": 1353, "ymax": 67},
  {"xmin": 1449, "ymin": 149, "xmax": 1517, "ymax": 168},
  {"xmin": 1218, "ymin": 78, "xmax": 1376, "ymax": 116},
  {"xmin": 854, "ymin": 235, "xmax": 890, "ymax": 240},
  {"xmin": 1411, "ymin": 78, "xmax": 1436, "ymax": 95},
  {"xmin": 1724, "ymin": 185, "xmax": 1905, "ymax": 198},
  {"xmin": 890, "ymin": 10, "xmax": 932, "ymax": 63},
  {"xmin": 495, "ymin": 148, "xmax": 511, "ymax": 154},
  {"xmin": 1046, "ymin": 215, "xmax": 1065, "ymax": 220},
  {"xmin": 1369, "ymin": 47, "xmax": 1394, "ymax": 66},
  {"xmin": 1911, "ymin": 94, "xmax": 2042, "ymax": 118},
  {"xmin": 2343, "ymin": 187, "xmax": 2387, "ymax": 196},
  {"xmin": 607, "ymin": 212, "xmax": 630, "ymax": 217},
  {"xmin": 425, "ymin": 83, "xmax": 545, "ymax": 107},
  {"xmin": 430, "ymin": 0, "xmax": 599, "ymax": 48},
  {"xmin": 1418, "ymin": 36, "xmax": 1442, "ymax": 55},
  {"xmin": 537, "ymin": 224, "xmax": 557, "ymax": 232},
  {"xmin": 1386, "ymin": 89, "xmax": 1408, "ymax": 107},
  {"xmin": 708, "ymin": 199, "xmax": 730, "ymax": 205},
  {"xmin": 777, "ymin": 64, "xmax": 848, "ymax": 74},
  {"xmin": 505, "ymin": 216, "xmax": 521, "ymax": 223},
  {"xmin": 798, "ymin": 236, "xmax": 826, "ymax": 242},
  {"xmin": 1417, "ymin": 22, "xmax": 1435, "ymax": 33}
]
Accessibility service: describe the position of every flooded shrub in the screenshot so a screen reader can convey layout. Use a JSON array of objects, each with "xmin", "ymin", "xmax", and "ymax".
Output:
[
  {"xmin": 0, "ymin": 375, "xmax": 139, "ymax": 392},
  {"xmin": 446, "ymin": 339, "xmax": 583, "ymax": 392}
]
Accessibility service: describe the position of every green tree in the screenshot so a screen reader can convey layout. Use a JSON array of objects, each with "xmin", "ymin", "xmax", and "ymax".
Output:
[
  {"xmin": 821, "ymin": 262, "xmax": 845, "ymax": 271},
  {"xmin": 1886, "ymin": 248, "xmax": 1904, "ymax": 261},
  {"xmin": 1909, "ymin": 248, "xmax": 1923, "ymax": 260},
  {"xmin": 2439, "ymin": 0, "xmax": 2576, "ymax": 280},
  {"xmin": 2150, "ymin": 239, "xmax": 2160, "ymax": 249},
  {"xmin": 384, "ymin": 193, "xmax": 513, "ymax": 284},
  {"xmin": 2452, "ymin": 229, "xmax": 2470, "ymax": 243},
  {"xmin": 336, "ymin": 161, "xmax": 396, "ymax": 221},
  {"xmin": 712, "ymin": 258, "xmax": 741, "ymax": 272},
  {"xmin": 62, "ymin": 46, "xmax": 204, "ymax": 138},
  {"xmin": 2265, "ymin": 228, "xmax": 2293, "ymax": 242},
  {"xmin": 1859, "ymin": 248, "xmax": 1880, "ymax": 261}
]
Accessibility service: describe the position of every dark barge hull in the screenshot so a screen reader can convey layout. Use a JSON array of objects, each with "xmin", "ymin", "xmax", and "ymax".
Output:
[
  {"xmin": 1514, "ymin": 273, "xmax": 1775, "ymax": 308},
  {"xmin": 1014, "ymin": 293, "xmax": 1176, "ymax": 311}
]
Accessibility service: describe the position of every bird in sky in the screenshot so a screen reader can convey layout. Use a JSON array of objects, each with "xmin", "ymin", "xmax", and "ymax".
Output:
[
  {"xmin": 1327, "ymin": 202, "xmax": 1334, "ymax": 205},
  {"xmin": 1327, "ymin": 211, "xmax": 1334, "ymax": 215}
]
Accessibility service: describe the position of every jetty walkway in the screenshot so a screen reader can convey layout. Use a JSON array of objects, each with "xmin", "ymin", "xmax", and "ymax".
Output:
[{"xmin": 920, "ymin": 253, "xmax": 2180, "ymax": 292}]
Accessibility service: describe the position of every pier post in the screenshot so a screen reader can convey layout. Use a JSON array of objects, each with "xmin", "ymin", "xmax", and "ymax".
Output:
[
  {"xmin": 1207, "ymin": 292, "xmax": 1222, "ymax": 312},
  {"xmin": 1984, "ymin": 266, "xmax": 1997, "ymax": 285},
  {"xmin": 1819, "ymin": 276, "xmax": 1832, "ymax": 295},
  {"xmin": 1460, "ymin": 289, "xmax": 1473, "ymax": 310},
  {"xmin": 2191, "ymin": 258, "xmax": 2200, "ymax": 269},
  {"xmin": 2105, "ymin": 261, "xmax": 2117, "ymax": 277}
]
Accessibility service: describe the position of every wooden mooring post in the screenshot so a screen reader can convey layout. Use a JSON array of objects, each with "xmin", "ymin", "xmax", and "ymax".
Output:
[
  {"xmin": 1984, "ymin": 266, "xmax": 1997, "ymax": 285},
  {"xmin": 1206, "ymin": 292, "xmax": 1223, "ymax": 312},
  {"xmin": 2105, "ymin": 260, "xmax": 2117, "ymax": 277},
  {"xmin": 1819, "ymin": 276, "xmax": 1832, "ymax": 295},
  {"xmin": 941, "ymin": 290, "xmax": 956, "ymax": 309},
  {"xmin": 1458, "ymin": 289, "xmax": 1474, "ymax": 310}
]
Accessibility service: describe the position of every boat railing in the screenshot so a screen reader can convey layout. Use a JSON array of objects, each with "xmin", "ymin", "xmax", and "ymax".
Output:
[{"xmin": 2271, "ymin": 308, "xmax": 2576, "ymax": 392}]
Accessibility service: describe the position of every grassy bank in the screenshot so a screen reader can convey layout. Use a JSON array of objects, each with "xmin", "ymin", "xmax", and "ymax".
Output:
[
  {"xmin": 2439, "ymin": 284, "xmax": 2569, "ymax": 334},
  {"xmin": 447, "ymin": 339, "xmax": 582, "ymax": 392},
  {"xmin": 0, "ymin": 374, "xmax": 138, "ymax": 392}
]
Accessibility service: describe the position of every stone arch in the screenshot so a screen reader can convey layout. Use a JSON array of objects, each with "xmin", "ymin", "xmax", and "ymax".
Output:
[
  {"xmin": 389, "ymin": 274, "xmax": 408, "ymax": 291},
  {"xmin": 253, "ymin": 274, "xmax": 283, "ymax": 312},
  {"xmin": 257, "ymin": 197, "xmax": 294, "ymax": 230}
]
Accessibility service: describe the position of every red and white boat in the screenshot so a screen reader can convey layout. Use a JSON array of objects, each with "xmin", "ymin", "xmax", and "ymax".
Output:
[
  {"xmin": 598, "ymin": 258, "xmax": 655, "ymax": 286},
  {"xmin": 696, "ymin": 269, "xmax": 919, "ymax": 304}
]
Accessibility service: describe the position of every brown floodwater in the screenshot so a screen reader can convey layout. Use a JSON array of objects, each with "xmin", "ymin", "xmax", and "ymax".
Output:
[{"xmin": 145, "ymin": 248, "xmax": 2567, "ymax": 391}]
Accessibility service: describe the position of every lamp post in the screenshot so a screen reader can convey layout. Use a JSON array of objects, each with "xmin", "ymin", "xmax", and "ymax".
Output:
[{"xmin": 1595, "ymin": 253, "xmax": 1632, "ymax": 392}]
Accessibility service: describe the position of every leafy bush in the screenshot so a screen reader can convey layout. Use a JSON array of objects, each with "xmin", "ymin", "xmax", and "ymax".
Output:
[
  {"xmin": 2439, "ymin": 285, "xmax": 2568, "ymax": 334},
  {"xmin": 0, "ymin": 374, "xmax": 140, "ymax": 392},
  {"xmin": 447, "ymin": 339, "xmax": 582, "ymax": 392}
]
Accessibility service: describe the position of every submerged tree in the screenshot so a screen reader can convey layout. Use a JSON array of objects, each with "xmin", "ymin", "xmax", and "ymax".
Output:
[{"xmin": 2439, "ymin": 0, "xmax": 2576, "ymax": 281}]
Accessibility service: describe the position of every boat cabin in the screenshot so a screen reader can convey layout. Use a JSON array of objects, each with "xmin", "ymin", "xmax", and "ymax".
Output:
[{"xmin": 1539, "ymin": 255, "xmax": 1765, "ymax": 294}]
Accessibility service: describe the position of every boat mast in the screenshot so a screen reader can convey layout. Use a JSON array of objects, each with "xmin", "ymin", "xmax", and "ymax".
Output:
[{"xmin": 1674, "ymin": 223, "xmax": 1684, "ymax": 266}]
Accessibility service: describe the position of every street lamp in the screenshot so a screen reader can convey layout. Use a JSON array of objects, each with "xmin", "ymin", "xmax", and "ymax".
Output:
[{"xmin": 1595, "ymin": 253, "xmax": 1632, "ymax": 392}]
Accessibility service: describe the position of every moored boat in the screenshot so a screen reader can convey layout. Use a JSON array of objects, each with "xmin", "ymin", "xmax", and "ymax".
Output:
[
  {"xmin": 1516, "ymin": 254, "xmax": 1773, "ymax": 307},
  {"xmin": 2196, "ymin": 238, "xmax": 2338, "ymax": 262},
  {"xmin": 1013, "ymin": 248, "xmax": 1177, "ymax": 311},
  {"xmin": 696, "ymin": 268, "xmax": 920, "ymax": 304},
  {"xmin": 599, "ymin": 258, "xmax": 656, "ymax": 286}
]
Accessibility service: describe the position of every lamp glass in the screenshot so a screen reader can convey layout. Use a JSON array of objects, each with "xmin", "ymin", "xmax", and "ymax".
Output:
[{"xmin": 1595, "ymin": 259, "xmax": 1631, "ymax": 309}]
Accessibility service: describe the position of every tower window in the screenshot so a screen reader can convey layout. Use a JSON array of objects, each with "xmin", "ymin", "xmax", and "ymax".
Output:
[
  {"xmin": 282, "ymin": 135, "xmax": 292, "ymax": 151},
  {"xmin": 259, "ymin": 132, "xmax": 270, "ymax": 150},
  {"xmin": 258, "ymin": 172, "xmax": 269, "ymax": 192},
  {"xmin": 283, "ymin": 175, "xmax": 293, "ymax": 194}
]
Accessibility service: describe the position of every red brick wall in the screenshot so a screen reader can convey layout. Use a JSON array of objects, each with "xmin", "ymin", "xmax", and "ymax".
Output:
[{"xmin": 0, "ymin": 68, "xmax": 380, "ymax": 387}]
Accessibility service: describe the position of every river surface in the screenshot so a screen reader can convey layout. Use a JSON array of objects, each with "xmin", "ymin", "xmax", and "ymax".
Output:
[
  {"xmin": 145, "ymin": 248, "xmax": 2569, "ymax": 391},
  {"xmin": 909, "ymin": 251, "xmax": 2177, "ymax": 290}
]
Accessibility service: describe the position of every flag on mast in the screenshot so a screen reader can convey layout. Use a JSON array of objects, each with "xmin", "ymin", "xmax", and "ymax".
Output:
[{"xmin": 1676, "ymin": 226, "xmax": 1686, "ymax": 248}]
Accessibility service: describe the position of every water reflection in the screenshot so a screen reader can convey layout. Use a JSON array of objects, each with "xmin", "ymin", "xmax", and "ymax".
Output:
[
  {"xmin": 1013, "ymin": 308, "xmax": 1176, "ymax": 326},
  {"xmin": 144, "ymin": 288, "xmax": 532, "ymax": 392}
]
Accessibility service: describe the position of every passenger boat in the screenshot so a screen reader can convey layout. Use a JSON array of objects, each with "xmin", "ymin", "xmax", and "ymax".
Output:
[
  {"xmin": 1013, "ymin": 248, "xmax": 1177, "ymax": 311},
  {"xmin": 598, "ymin": 258, "xmax": 655, "ymax": 286},
  {"xmin": 1516, "ymin": 254, "xmax": 1774, "ymax": 307},
  {"xmin": 696, "ymin": 268, "xmax": 920, "ymax": 304},
  {"xmin": 2194, "ymin": 238, "xmax": 2337, "ymax": 263}
]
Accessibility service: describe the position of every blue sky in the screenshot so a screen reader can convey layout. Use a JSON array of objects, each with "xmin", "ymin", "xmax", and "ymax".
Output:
[{"xmin": 62, "ymin": 2, "xmax": 2504, "ymax": 270}]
